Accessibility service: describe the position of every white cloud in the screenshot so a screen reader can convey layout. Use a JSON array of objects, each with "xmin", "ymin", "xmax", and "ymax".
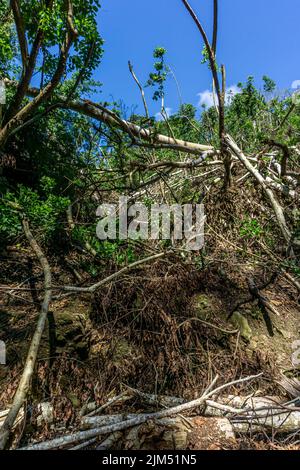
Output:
[
  {"xmin": 197, "ymin": 90, "xmax": 215, "ymax": 108},
  {"xmin": 291, "ymin": 80, "xmax": 300, "ymax": 90},
  {"xmin": 197, "ymin": 85, "xmax": 241, "ymax": 109},
  {"xmin": 155, "ymin": 107, "xmax": 173, "ymax": 121}
]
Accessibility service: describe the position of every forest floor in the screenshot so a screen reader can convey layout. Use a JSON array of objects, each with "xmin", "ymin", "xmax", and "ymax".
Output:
[{"xmin": 0, "ymin": 244, "xmax": 299, "ymax": 450}]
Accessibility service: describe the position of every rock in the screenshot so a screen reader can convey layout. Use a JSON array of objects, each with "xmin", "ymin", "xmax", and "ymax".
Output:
[
  {"xmin": 53, "ymin": 305, "xmax": 91, "ymax": 358},
  {"xmin": 128, "ymin": 416, "xmax": 236, "ymax": 450},
  {"xmin": 193, "ymin": 294, "xmax": 215, "ymax": 320},
  {"xmin": 278, "ymin": 329, "xmax": 291, "ymax": 339},
  {"xmin": 232, "ymin": 312, "xmax": 252, "ymax": 341},
  {"xmin": 67, "ymin": 393, "xmax": 81, "ymax": 409},
  {"xmin": 249, "ymin": 339, "xmax": 258, "ymax": 349},
  {"xmin": 36, "ymin": 402, "xmax": 54, "ymax": 427},
  {"xmin": 124, "ymin": 418, "xmax": 190, "ymax": 450},
  {"xmin": 80, "ymin": 401, "xmax": 97, "ymax": 417},
  {"xmin": 187, "ymin": 417, "xmax": 236, "ymax": 450},
  {"xmin": 75, "ymin": 341, "xmax": 89, "ymax": 359},
  {"xmin": 81, "ymin": 414, "xmax": 236, "ymax": 450},
  {"xmin": 89, "ymin": 342, "xmax": 105, "ymax": 358},
  {"xmin": 112, "ymin": 339, "xmax": 133, "ymax": 365}
]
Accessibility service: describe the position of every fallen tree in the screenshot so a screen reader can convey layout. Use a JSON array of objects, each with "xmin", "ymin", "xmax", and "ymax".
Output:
[
  {"xmin": 0, "ymin": 218, "xmax": 52, "ymax": 450},
  {"xmin": 16, "ymin": 383, "xmax": 300, "ymax": 450},
  {"xmin": 3, "ymin": 79, "xmax": 215, "ymax": 157},
  {"xmin": 205, "ymin": 395, "xmax": 300, "ymax": 434},
  {"xmin": 18, "ymin": 373, "xmax": 262, "ymax": 450},
  {"xmin": 225, "ymin": 134, "xmax": 298, "ymax": 247}
]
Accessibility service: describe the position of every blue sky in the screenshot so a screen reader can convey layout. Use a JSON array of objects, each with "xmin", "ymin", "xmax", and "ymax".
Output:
[{"xmin": 95, "ymin": 0, "xmax": 300, "ymax": 117}]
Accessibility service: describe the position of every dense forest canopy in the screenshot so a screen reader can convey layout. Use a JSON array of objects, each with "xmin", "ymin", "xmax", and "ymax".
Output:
[{"xmin": 0, "ymin": 0, "xmax": 299, "ymax": 452}]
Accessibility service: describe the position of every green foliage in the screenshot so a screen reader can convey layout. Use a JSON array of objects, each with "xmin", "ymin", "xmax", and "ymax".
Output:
[
  {"xmin": 0, "ymin": 2, "xmax": 17, "ymax": 76},
  {"xmin": 224, "ymin": 76, "xmax": 269, "ymax": 151},
  {"xmin": 201, "ymin": 45, "xmax": 220, "ymax": 72},
  {"xmin": 153, "ymin": 47, "xmax": 167, "ymax": 58},
  {"xmin": 147, "ymin": 47, "xmax": 169, "ymax": 101},
  {"xmin": 240, "ymin": 217, "xmax": 263, "ymax": 239},
  {"xmin": 40, "ymin": 176, "xmax": 57, "ymax": 194},
  {"xmin": 1, "ymin": 0, "xmax": 103, "ymax": 90},
  {"xmin": 201, "ymin": 45, "xmax": 209, "ymax": 65},
  {"xmin": 183, "ymin": 77, "xmax": 277, "ymax": 151},
  {"xmin": 0, "ymin": 185, "xmax": 70, "ymax": 245},
  {"xmin": 263, "ymin": 75, "xmax": 276, "ymax": 93},
  {"xmin": 0, "ymin": 199, "xmax": 21, "ymax": 242},
  {"xmin": 72, "ymin": 222, "xmax": 137, "ymax": 269},
  {"xmin": 167, "ymin": 104, "xmax": 200, "ymax": 142},
  {"xmin": 282, "ymin": 260, "xmax": 300, "ymax": 278}
]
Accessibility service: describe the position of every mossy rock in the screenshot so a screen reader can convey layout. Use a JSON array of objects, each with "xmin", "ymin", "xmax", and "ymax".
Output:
[
  {"xmin": 193, "ymin": 294, "xmax": 214, "ymax": 320},
  {"xmin": 53, "ymin": 304, "xmax": 91, "ymax": 358},
  {"xmin": 232, "ymin": 312, "xmax": 252, "ymax": 341},
  {"xmin": 89, "ymin": 341, "xmax": 106, "ymax": 358},
  {"xmin": 112, "ymin": 339, "xmax": 133, "ymax": 365},
  {"xmin": 67, "ymin": 393, "xmax": 81, "ymax": 408},
  {"xmin": 57, "ymin": 311, "xmax": 75, "ymax": 325},
  {"xmin": 75, "ymin": 341, "xmax": 89, "ymax": 359}
]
